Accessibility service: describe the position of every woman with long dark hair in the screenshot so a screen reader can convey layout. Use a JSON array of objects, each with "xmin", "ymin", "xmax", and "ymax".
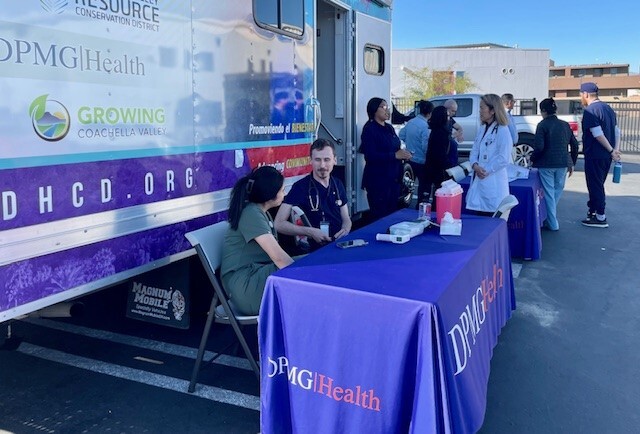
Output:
[
  {"xmin": 360, "ymin": 97, "xmax": 413, "ymax": 221},
  {"xmin": 423, "ymin": 105, "xmax": 452, "ymax": 205},
  {"xmin": 221, "ymin": 166, "xmax": 294, "ymax": 315}
]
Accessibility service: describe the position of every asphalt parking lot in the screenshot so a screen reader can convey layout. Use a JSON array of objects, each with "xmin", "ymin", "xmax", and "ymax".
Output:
[
  {"xmin": 479, "ymin": 153, "xmax": 640, "ymax": 433},
  {"xmin": 1, "ymin": 154, "xmax": 639, "ymax": 433}
]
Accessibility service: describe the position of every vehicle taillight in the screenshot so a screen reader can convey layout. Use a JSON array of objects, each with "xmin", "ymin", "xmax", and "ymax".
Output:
[{"xmin": 569, "ymin": 121, "xmax": 579, "ymax": 136}]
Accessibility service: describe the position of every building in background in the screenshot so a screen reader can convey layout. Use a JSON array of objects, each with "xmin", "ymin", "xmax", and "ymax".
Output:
[
  {"xmin": 391, "ymin": 43, "xmax": 550, "ymax": 102},
  {"xmin": 549, "ymin": 62, "xmax": 640, "ymax": 99}
]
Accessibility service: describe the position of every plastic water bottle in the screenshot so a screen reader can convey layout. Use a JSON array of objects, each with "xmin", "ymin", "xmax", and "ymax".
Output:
[{"xmin": 613, "ymin": 162, "xmax": 622, "ymax": 183}]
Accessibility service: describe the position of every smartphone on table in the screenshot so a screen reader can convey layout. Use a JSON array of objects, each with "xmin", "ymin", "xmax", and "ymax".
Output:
[{"xmin": 336, "ymin": 239, "xmax": 368, "ymax": 249}]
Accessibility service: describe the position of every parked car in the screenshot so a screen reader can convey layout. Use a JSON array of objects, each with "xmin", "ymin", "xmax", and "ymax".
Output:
[
  {"xmin": 395, "ymin": 94, "xmax": 583, "ymax": 167},
  {"xmin": 429, "ymin": 94, "xmax": 582, "ymax": 166}
]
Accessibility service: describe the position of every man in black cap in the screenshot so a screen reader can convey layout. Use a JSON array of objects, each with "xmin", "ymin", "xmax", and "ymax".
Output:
[{"xmin": 579, "ymin": 82, "xmax": 622, "ymax": 228}]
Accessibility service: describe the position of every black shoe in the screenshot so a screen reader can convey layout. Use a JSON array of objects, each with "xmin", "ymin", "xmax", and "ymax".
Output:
[{"xmin": 581, "ymin": 216, "xmax": 609, "ymax": 228}]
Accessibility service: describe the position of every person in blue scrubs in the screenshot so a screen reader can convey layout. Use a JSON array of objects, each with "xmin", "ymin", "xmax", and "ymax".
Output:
[
  {"xmin": 579, "ymin": 82, "xmax": 622, "ymax": 228},
  {"xmin": 274, "ymin": 139, "xmax": 352, "ymax": 251},
  {"xmin": 360, "ymin": 97, "xmax": 413, "ymax": 221}
]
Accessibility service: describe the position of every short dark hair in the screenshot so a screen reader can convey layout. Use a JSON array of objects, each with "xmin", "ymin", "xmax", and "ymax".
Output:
[
  {"xmin": 540, "ymin": 98, "xmax": 557, "ymax": 114},
  {"xmin": 501, "ymin": 93, "xmax": 514, "ymax": 103},
  {"xmin": 417, "ymin": 100, "xmax": 434, "ymax": 116},
  {"xmin": 310, "ymin": 138, "xmax": 335, "ymax": 157}
]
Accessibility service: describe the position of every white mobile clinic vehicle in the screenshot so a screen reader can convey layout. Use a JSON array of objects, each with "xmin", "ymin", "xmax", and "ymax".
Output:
[{"xmin": 0, "ymin": 0, "xmax": 394, "ymax": 324}]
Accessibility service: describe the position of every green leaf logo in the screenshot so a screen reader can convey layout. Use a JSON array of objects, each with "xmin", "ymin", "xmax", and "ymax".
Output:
[{"xmin": 29, "ymin": 94, "xmax": 48, "ymax": 120}]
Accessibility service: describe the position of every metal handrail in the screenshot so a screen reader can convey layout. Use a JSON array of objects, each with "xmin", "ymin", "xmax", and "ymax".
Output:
[{"xmin": 319, "ymin": 121, "xmax": 343, "ymax": 145}]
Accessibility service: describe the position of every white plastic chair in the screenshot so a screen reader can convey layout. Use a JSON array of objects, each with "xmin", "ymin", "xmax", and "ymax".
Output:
[
  {"xmin": 492, "ymin": 194, "xmax": 519, "ymax": 221},
  {"xmin": 185, "ymin": 221, "xmax": 259, "ymax": 392}
]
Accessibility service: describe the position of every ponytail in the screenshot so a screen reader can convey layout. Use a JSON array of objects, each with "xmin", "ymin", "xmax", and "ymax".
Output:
[{"xmin": 228, "ymin": 175, "xmax": 251, "ymax": 230}]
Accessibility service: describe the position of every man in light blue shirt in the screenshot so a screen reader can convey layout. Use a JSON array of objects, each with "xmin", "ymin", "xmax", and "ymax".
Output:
[
  {"xmin": 501, "ymin": 93, "xmax": 518, "ymax": 145},
  {"xmin": 399, "ymin": 100, "xmax": 434, "ymax": 204}
]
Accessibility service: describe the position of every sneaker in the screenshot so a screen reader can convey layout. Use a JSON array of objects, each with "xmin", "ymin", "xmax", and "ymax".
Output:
[{"xmin": 581, "ymin": 216, "xmax": 609, "ymax": 228}]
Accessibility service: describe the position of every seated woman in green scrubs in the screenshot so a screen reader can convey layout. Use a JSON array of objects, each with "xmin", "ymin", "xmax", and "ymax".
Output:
[{"xmin": 221, "ymin": 166, "xmax": 295, "ymax": 315}]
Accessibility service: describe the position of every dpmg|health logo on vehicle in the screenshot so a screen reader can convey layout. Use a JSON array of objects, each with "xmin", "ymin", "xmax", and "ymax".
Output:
[{"xmin": 29, "ymin": 94, "xmax": 71, "ymax": 141}]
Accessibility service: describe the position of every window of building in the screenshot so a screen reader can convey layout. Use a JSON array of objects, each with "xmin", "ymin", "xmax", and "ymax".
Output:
[
  {"xmin": 571, "ymin": 69, "xmax": 587, "ymax": 78},
  {"xmin": 455, "ymin": 71, "xmax": 465, "ymax": 79},
  {"xmin": 254, "ymin": 0, "xmax": 304, "ymax": 38},
  {"xmin": 363, "ymin": 44, "xmax": 384, "ymax": 76},
  {"xmin": 611, "ymin": 67, "xmax": 618, "ymax": 75},
  {"xmin": 594, "ymin": 68, "xmax": 603, "ymax": 77}
]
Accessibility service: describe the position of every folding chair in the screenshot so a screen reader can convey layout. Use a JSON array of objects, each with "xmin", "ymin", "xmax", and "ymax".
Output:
[
  {"xmin": 492, "ymin": 194, "xmax": 519, "ymax": 221},
  {"xmin": 185, "ymin": 221, "xmax": 260, "ymax": 393}
]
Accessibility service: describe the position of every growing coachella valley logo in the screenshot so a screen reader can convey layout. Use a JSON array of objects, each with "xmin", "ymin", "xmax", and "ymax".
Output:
[{"xmin": 29, "ymin": 94, "xmax": 71, "ymax": 141}]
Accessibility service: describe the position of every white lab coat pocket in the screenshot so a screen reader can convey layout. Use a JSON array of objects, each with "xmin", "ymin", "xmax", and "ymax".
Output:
[{"xmin": 466, "ymin": 174, "xmax": 501, "ymax": 212}]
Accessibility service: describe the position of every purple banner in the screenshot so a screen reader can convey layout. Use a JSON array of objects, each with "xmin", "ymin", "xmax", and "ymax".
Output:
[
  {"xmin": 460, "ymin": 170, "xmax": 547, "ymax": 260},
  {"xmin": 0, "ymin": 213, "xmax": 222, "ymax": 314},
  {"xmin": 0, "ymin": 150, "xmax": 248, "ymax": 230},
  {"xmin": 259, "ymin": 210, "xmax": 515, "ymax": 433}
]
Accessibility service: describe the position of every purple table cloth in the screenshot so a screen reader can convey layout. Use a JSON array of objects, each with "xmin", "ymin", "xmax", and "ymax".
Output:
[
  {"xmin": 459, "ymin": 169, "xmax": 547, "ymax": 260},
  {"xmin": 259, "ymin": 209, "xmax": 515, "ymax": 434}
]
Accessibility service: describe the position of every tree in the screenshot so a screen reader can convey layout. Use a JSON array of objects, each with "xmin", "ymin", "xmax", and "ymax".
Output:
[{"xmin": 403, "ymin": 66, "xmax": 476, "ymax": 101}]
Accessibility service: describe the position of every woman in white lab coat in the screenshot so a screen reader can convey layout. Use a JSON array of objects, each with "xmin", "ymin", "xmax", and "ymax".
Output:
[{"xmin": 465, "ymin": 94, "xmax": 513, "ymax": 215}]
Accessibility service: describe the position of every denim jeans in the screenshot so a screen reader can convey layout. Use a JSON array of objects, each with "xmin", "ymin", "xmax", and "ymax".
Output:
[{"xmin": 538, "ymin": 167, "xmax": 567, "ymax": 230}]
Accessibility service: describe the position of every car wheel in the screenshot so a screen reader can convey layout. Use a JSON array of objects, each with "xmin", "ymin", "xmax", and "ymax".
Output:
[
  {"xmin": 512, "ymin": 143, "xmax": 533, "ymax": 167},
  {"xmin": 398, "ymin": 162, "xmax": 415, "ymax": 208},
  {"xmin": 513, "ymin": 133, "xmax": 535, "ymax": 167}
]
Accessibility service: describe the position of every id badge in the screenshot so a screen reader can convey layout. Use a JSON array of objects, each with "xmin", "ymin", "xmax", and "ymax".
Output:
[{"xmin": 320, "ymin": 221, "xmax": 330, "ymax": 237}]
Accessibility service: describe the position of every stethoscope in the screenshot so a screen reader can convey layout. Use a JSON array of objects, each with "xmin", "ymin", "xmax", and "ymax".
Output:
[
  {"xmin": 481, "ymin": 122, "xmax": 499, "ymax": 147},
  {"xmin": 308, "ymin": 177, "xmax": 342, "ymax": 213}
]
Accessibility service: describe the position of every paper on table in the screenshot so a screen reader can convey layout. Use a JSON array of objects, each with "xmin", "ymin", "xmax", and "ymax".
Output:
[{"xmin": 507, "ymin": 164, "xmax": 530, "ymax": 182}]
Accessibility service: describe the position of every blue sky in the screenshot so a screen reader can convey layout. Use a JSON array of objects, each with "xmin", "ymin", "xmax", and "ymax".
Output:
[{"xmin": 392, "ymin": 0, "xmax": 640, "ymax": 73}]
